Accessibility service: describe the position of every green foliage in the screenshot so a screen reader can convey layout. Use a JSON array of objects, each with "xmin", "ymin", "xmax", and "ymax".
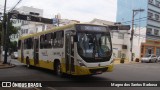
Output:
[
  {"xmin": 8, "ymin": 21, "xmax": 18, "ymax": 36},
  {"xmin": 9, "ymin": 41, "xmax": 17, "ymax": 52},
  {"xmin": 0, "ymin": 19, "xmax": 18, "ymax": 46}
]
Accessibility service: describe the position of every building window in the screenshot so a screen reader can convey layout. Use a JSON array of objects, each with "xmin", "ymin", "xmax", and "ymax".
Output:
[
  {"xmin": 154, "ymin": 29, "xmax": 159, "ymax": 36},
  {"xmin": 148, "ymin": 12, "xmax": 153, "ymax": 19},
  {"xmin": 42, "ymin": 25, "xmax": 45, "ymax": 31},
  {"xmin": 26, "ymin": 29, "xmax": 28, "ymax": 34},
  {"xmin": 155, "ymin": 0, "xmax": 160, "ymax": 7},
  {"xmin": 36, "ymin": 28, "xmax": 38, "ymax": 33},
  {"xmin": 146, "ymin": 28, "xmax": 152, "ymax": 35},
  {"xmin": 146, "ymin": 47, "xmax": 154, "ymax": 55},
  {"xmin": 156, "ymin": 48, "xmax": 160, "ymax": 56},
  {"xmin": 155, "ymin": 14, "xmax": 159, "ymax": 20},
  {"xmin": 118, "ymin": 33, "xmax": 124, "ymax": 39},
  {"xmin": 118, "ymin": 51, "xmax": 122, "ymax": 58},
  {"xmin": 149, "ymin": 0, "xmax": 153, "ymax": 3},
  {"xmin": 110, "ymin": 32, "xmax": 113, "ymax": 38}
]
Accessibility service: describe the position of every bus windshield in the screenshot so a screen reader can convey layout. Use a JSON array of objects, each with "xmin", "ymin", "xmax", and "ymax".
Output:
[{"xmin": 77, "ymin": 32, "xmax": 112, "ymax": 62}]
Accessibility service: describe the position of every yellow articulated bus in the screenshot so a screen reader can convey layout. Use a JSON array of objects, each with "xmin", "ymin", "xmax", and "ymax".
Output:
[{"xmin": 18, "ymin": 23, "xmax": 114, "ymax": 76}]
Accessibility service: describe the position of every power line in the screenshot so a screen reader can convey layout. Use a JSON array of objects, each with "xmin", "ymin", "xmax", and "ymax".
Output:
[
  {"xmin": 121, "ymin": 17, "xmax": 147, "ymax": 24},
  {"xmin": 9, "ymin": 0, "xmax": 23, "ymax": 12},
  {"xmin": 110, "ymin": 30, "xmax": 160, "ymax": 40},
  {"xmin": 123, "ymin": 19, "xmax": 147, "ymax": 25}
]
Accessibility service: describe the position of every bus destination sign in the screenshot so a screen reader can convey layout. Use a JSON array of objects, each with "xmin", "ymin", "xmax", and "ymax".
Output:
[{"xmin": 76, "ymin": 24, "xmax": 108, "ymax": 32}]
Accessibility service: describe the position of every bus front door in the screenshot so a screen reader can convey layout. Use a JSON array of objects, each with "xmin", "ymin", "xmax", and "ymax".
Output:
[
  {"xmin": 33, "ymin": 39, "xmax": 39, "ymax": 65},
  {"xmin": 65, "ymin": 34, "xmax": 75, "ymax": 74}
]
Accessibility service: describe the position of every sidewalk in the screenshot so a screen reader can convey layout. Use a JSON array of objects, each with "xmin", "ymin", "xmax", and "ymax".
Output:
[
  {"xmin": 0, "ymin": 60, "xmax": 15, "ymax": 69},
  {"xmin": 113, "ymin": 58, "xmax": 140, "ymax": 65}
]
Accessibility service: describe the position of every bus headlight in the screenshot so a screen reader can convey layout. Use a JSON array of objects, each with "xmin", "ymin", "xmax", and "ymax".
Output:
[{"xmin": 77, "ymin": 59, "xmax": 86, "ymax": 67}]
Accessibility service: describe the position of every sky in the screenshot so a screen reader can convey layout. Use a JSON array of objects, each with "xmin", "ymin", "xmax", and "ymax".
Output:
[{"xmin": 0, "ymin": 0, "xmax": 117, "ymax": 22}]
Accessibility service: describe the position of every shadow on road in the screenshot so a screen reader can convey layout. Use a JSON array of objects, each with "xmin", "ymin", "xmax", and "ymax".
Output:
[{"xmin": 22, "ymin": 65, "xmax": 112, "ymax": 81}]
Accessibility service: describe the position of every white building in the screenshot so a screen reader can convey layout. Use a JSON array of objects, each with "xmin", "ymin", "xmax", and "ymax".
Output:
[
  {"xmin": 59, "ymin": 19, "xmax": 80, "ymax": 26},
  {"xmin": 16, "ymin": 6, "xmax": 43, "ymax": 17},
  {"xmin": 10, "ymin": 6, "xmax": 44, "ymax": 42}
]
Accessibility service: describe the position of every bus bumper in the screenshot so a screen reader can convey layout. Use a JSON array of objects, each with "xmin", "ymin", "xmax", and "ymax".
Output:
[{"xmin": 75, "ymin": 64, "xmax": 114, "ymax": 75}]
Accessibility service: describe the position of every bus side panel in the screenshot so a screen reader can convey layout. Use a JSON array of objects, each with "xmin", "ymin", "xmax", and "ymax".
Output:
[{"xmin": 38, "ymin": 49, "xmax": 54, "ymax": 70}]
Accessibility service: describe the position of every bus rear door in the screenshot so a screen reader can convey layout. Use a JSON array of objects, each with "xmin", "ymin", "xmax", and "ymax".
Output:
[
  {"xmin": 65, "ymin": 33, "xmax": 75, "ymax": 74},
  {"xmin": 33, "ymin": 38, "xmax": 39, "ymax": 65}
]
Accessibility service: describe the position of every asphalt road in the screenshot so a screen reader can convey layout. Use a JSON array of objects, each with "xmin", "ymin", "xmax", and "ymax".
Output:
[{"xmin": 0, "ymin": 58, "xmax": 160, "ymax": 90}]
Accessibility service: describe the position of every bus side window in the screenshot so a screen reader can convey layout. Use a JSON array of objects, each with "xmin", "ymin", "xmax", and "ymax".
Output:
[
  {"xmin": 18, "ymin": 40, "xmax": 21, "ymax": 49},
  {"xmin": 52, "ymin": 30, "xmax": 64, "ymax": 48},
  {"xmin": 58, "ymin": 30, "xmax": 64, "ymax": 47},
  {"xmin": 52, "ymin": 32, "xmax": 57, "ymax": 48},
  {"xmin": 45, "ymin": 33, "xmax": 52, "ymax": 48},
  {"xmin": 24, "ymin": 40, "xmax": 27, "ymax": 49},
  {"xmin": 26, "ymin": 38, "xmax": 33, "ymax": 49}
]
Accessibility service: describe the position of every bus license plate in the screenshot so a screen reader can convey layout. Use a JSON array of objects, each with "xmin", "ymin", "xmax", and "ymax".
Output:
[{"xmin": 96, "ymin": 71, "xmax": 102, "ymax": 74}]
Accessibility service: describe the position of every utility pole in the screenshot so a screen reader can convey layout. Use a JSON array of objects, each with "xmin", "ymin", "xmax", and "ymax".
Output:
[
  {"xmin": 3, "ymin": 13, "xmax": 11, "ymax": 64},
  {"xmin": 0, "ymin": 12, "xmax": 2, "ymax": 61},
  {"xmin": 130, "ymin": 9, "xmax": 144, "ymax": 61},
  {"xmin": 2, "ymin": 0, "xmax": 7, "ymax": 64},
  {"xmin": 3, "ymin": 0, "xmax": 22, "ymax": 64}
]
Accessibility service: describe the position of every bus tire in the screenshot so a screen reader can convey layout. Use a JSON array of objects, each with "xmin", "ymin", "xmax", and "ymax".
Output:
[
  {"xmin": 26, "ymin": 57, "xmax": 31, "ymax": 68},
  {"xmin": 54, "ymin": 60, "xmax": 63, "ymax": 76}
]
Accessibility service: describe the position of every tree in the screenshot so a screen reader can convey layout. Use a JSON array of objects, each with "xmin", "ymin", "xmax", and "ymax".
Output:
[
  {"xmin": 9, "ymin": 41, "xmax": 18, "ymax": 53},
  {"xmin": 0, "ymin": 17, "xmax": 18, "ymax": 63},
  {"xmin": 0, "ymin": 21, "xmax": 18, "ymax": 46}
]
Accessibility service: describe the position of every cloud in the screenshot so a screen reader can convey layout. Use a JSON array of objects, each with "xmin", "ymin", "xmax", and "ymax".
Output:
[{"xmin": 0, "ymin": 0, "xmax": 117, "ymax": 22}]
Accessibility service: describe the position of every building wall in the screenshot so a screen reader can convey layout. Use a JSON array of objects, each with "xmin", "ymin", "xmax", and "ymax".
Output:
[
  {"xmin": 89, "ymin": 19, "xmax": 131, "ymax": 60},
  {"xmin": 10, "ymin": 6, "xmax": 44, "ymax": 42},
  {"xmin": 144, "ymin": 0, "xmax": 160, "ymax": 57},
  {"xmin": 111, "ymin": 31, "xmax": 130, "ymax": 59},
  {"xmin": 147, "ymin": 0, "xmax": 160, "ymax": 39},
  {"xmin": 116, "ymin": 0, "xmax": 155, "ymax": 60},
  {"xmin": 17, "ymin": 6, "xmax": 43, "ymax": 16}
]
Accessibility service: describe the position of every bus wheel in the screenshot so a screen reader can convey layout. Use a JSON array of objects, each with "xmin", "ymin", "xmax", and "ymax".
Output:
[
  {"xmin": 55, "ymin": 61, "xmax": 62, "ymax": 76},
  {"xmin": 26, "ymin": 57, "xmax": 31, "ymax": 68}
]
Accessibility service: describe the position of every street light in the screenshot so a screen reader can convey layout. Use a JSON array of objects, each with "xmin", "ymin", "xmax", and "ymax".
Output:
[{"xmin": 130, "ymin": 9, "xmax": 144, "ymax": 61}]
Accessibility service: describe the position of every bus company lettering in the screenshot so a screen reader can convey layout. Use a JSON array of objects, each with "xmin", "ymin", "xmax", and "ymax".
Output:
[
  {"xmin": 12, "ymin": 82, "xmax": 42, "ymax": 87},
  {"xmin": 42, "ymin": 51, "xmax": 48, "ymax": 56}
]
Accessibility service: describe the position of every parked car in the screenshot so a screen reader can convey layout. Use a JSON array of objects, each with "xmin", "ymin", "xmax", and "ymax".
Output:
[
  {"xmin": 157, "ymin": 56, "xmax": 160, "ymax": 62},
  {"xmin": 11, "ymin": 52, "xmax": 18, "ymax": 59},
  {"xmin": 141, "ymin": 54, "xmax": 157, "ymax": 63}
]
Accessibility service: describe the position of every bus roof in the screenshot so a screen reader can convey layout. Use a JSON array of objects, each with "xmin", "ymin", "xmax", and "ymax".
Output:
[
  {"xmin": 18, "ymin": 23, "xmax": 107, "ymax": 40},
  {"xmin": 19, "ymin": 24, "xmax": 75, "ymax": 40}
]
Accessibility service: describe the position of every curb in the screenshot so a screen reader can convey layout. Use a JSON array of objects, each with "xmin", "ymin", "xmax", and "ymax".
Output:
[
  {"xmin": 0, "ymin": 63, "xmax": 16, "ymax": 69},
  {"xmin": 113, "ymin": 61, "xmax": 140, "ymax": 65}
]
